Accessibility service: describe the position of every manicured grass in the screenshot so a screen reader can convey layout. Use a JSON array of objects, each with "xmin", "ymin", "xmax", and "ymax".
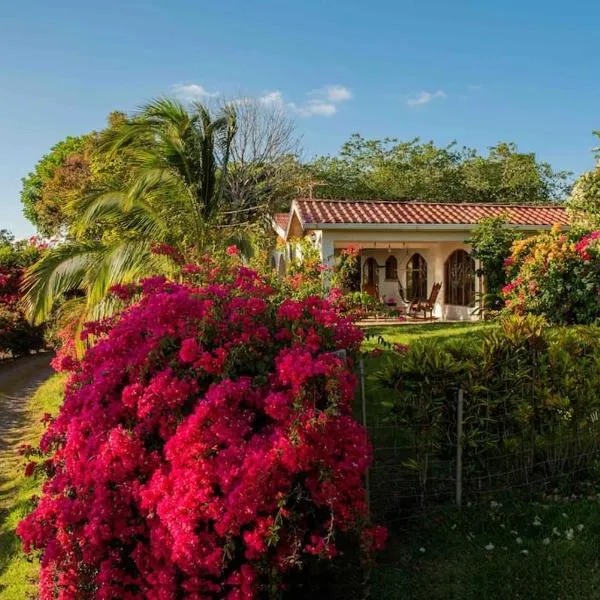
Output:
[
  {"xmin": 0, "ymin": 374, "xmax": 65, "ymax": 600},
  {"xmin": 372, "ymin": 493, "xmax": 600, "ymax": 599},
  {"xmin": 360, "ymin": 322, "xmax": 493, "ymax": 422},
  {"xmin": 361, "ymin": 321, "xmax": 493, "ymax": 348}
]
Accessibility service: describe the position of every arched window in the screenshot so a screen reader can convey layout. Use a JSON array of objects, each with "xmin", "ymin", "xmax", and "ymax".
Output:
[
  {"xmin": 406, "ymin": 253, "xmax": 427, "ymax": 300},
  {"xmin": 385, "ymin": 255, "xmax": 398, "ymax": 280},
  {"xmin": 445, "ymin": 250, "xmax": 475, "ymax": 306}
]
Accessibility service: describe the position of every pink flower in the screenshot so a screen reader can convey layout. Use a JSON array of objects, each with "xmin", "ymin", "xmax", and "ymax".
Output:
[{"xmin": 179, "ymin": 337, "xmax": 200, "ymax": 363}]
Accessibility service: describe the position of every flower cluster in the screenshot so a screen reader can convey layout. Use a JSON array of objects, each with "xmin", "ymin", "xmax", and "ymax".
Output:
[
  {"xmin": 18, "ymin": 263, "xmax": 381, "ymax": 599},
  {"xmin": 502, "ymin": 226, "xmax": 600, "ymax": 324},
  {"xmin": 0, "ymin": 263, "xmax": 45, "ymax": 356}
]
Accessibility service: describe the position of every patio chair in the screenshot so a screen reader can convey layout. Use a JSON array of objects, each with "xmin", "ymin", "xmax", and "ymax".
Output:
[{"xmin": 408, "ymin": 282, "xmax": 442, "ymax": 320}]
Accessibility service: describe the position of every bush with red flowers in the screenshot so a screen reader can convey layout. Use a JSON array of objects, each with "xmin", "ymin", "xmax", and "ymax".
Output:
[
  {"xmin": 18, "ymin": 260, "xmax": 383, "ymax": 599},
  {"xmin": 0, "ymin": 234, "xmax": 47, "ymax": 356}
]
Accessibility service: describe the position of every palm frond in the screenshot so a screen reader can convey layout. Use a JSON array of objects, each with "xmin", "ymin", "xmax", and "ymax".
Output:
[{"xmin": 22, "ymin": 241, "xmax": 105, "ymax": 325}]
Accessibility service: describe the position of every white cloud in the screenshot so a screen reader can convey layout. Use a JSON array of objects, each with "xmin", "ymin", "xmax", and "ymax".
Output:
[
  {"xmin": 171, "ymin": 83, "xmax": 350, "ymax": 118},
  {"xmin": 259, "ymin": 91, "xmax": 285, "ymax": 107},
  {"xmin": 172, "ymin": 83, "xmax": 220, "ymax": 102},
  {"xmin": 407, "ymin": 89, "xmax": 446, "ymax": 108},
  {"xmin": 313, "ymin": 84, "xmax": 352, "ymax": 102},
  {"xmin": 288, "ymin": 100, "xmax": 337, "ymax": 117},
  {"xmin": 288, "ymin": 84, "xmax": 351, "ymax": 117},
  {"xmin": 467, "ymin": 84, "xmax": 483, "ymax": 93}
]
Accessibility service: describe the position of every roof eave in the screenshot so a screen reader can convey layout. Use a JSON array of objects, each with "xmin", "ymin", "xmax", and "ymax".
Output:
[{"xmin": 302, "ymin": 222, "xmax": 565, "ymax": 231}]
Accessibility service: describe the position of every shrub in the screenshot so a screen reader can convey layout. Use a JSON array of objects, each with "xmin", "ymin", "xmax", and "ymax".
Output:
[
  {"xmin": 330, "ymin": 245, "xmax": 361, "ymax": 294},
  {"xmin": 0, "ymin": 236, "xmax": 47, "ymax": 357},
  {"xmin": 468, "ymin": 215, "xmax": 523, "ymax": 313},
  {"xmin": 502, "ymin": 226, "xmax": 600, "ymax": 324},
  {"xmin": 377, "ymin": 315, "xmax": 600, "ymax": 503},
  {"xmin": 18, "ymin": 261, "xmax": 383, "ymax": 599}
]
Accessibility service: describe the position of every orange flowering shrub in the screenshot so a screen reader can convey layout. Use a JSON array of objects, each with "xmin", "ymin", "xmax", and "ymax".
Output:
[{"xmin": 503, "ymin": 225, "xmax": 600, "ymax": 324}]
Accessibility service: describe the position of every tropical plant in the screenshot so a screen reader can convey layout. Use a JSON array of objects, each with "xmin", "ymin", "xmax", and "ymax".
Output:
[
  {"xmin": 376, "ymin": 315, "xmax": 600, "ymax": 504},
  {"xmin": 468, "ymin": 215, "xmax": 523, "ymax": 312},
  {"xmin": 23, "ymin": 99, "xmax": 242, "ymax": 328}
]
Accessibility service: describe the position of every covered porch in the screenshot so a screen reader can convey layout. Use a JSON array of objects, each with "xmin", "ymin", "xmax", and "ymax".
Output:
[{"xmin": 324, "ymin": 234, "xmax": 483, "ymax": 322}]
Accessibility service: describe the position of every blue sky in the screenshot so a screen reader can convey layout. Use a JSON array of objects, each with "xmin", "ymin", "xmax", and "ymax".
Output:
[{"xmin": 2, "ymin": 0, "xmax": 599, "ymax": 237}]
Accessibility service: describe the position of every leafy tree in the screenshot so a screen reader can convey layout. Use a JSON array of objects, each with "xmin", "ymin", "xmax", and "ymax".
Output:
[
  {"xmin": 309, "ymin": 135, "xmax": 571, "ymax": 204},
  {"xmin": 21, "ymin": 136, "xmax": 88, "ymax": 235},
  {"xmin": 20, "ymin": 112, "xmax": 132, "ymax": 237},
  {"xmin": 468, "ymin": 215, "xmax": 523, "ymax": 311},
  {"xmin": 566, "ymin": 132, "xmax": 600, "ymax": 230},
  {"xmin": 23, "ymin": 99, "xmax": 241, "ymax": 327}
]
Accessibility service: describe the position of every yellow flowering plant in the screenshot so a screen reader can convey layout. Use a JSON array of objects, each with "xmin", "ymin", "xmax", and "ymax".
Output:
[{"xmin": 502, "ymin": 225, "xmax": 600, "ymax": 324}]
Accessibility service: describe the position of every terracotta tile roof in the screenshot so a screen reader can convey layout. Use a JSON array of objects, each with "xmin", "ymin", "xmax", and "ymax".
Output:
[
  {"xmin": 273, "ymin": 213, "xmax": 290, "ymax": 232},
  {"xmin": 294, "ymin": 199, "xmax": 569, "ymax": 228}
]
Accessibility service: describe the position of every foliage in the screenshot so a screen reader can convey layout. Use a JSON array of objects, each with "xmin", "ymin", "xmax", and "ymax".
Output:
[
  {"xmin": 18, "ymin": 261, "xmax": 384, "ymax": 599},
  {"xmin": 22, "ymin": 100, "xmax": 240, "ymax": 329},
  {"xmin": 502, "ymin": 225, "xmax": 600, "ymax": 324},
  {"xmin": 20, "ymin": 136, "xmax": 88, "ymax": 236},
  {"xmin": 330, "ymin": 245, "xmax": 360, "ymax": 293},
  {"xmin": 19, "ymin": 113, "xmax": 132, "ymax": 238},
  {"xmin": 282, "ymin": 236, "xmax": 326, "ymax": 299},
  {"xmin": 566, "ymin": 135, "xmax": 600, "ymax": 229},
  {"xmin": 309, "ymin": 136, "xmax": 572, "ymax": 204},
  {"xmin": 23, "ymin": 99, "xmax": 307, "ymax": 335},
  {"xmin": 468, "ymin": 215, "xmax": 523, "ymax": 312},
  {"xmin": 376, "ymin": 315, "xmax": 600, "ymax": 504},
  {"xmin": 0, "ymin": 236, "xmax": 48, "ymax": 356}
]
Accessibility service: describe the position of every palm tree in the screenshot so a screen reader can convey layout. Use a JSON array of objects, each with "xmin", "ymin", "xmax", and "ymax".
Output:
[{"xmin": 23, "ymin": 98, "xmax": 238, "ymax": 327}]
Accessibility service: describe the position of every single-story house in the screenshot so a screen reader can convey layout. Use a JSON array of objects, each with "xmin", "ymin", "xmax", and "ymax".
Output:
[{"xmin": 272, "ymin": 198, "xmax": 569, "ymax": 321}]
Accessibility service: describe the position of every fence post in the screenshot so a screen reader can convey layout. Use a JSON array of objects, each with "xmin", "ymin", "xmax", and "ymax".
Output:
[
  {"xmin": 456, "ymin": 387, "xmax": 464, "ymax": 508},
  {"xmin": 359, "ymin": 358, "xmax": 371, "ymax": 515}
]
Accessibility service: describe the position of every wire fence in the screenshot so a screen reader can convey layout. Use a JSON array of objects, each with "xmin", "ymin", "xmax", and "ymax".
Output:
[{"xmin": 358, "ymin": 359, "xmax": 600, "ymax": 527}]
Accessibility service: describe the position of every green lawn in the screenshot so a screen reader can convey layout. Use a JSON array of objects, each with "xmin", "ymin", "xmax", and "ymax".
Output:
[
  {"xmin": 0, "ymin": 374, "xmax": 65, "ymax": 600},
  {"xmin": 372, "ymin": 493, "xmax": 600, "ymax": 600}
]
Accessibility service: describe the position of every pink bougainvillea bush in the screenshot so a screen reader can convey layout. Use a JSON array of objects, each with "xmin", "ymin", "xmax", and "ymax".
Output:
[
  {"xmin": 18, "ymin": 260, "xmax": 384, "ymax": 599},
  {"xmin": 0, "ymin": 235, "xmax": 47, "ymax": 356}
]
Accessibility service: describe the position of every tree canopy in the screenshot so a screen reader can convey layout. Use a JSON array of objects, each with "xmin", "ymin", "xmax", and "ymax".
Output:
[
  {"xmin": 22, "ymin": 98, "xmax": 306, "ymax": 330},
  {"xmin": 308, "ymin": 135, "xmax": 572, "ymax": 204},
  {"xmin": 20, "ymin": 112, "xmax": 131, "ymax": 237},
  {"xmin": 566, "ymin": 132, "xmax": 600, "ymax": 229}
]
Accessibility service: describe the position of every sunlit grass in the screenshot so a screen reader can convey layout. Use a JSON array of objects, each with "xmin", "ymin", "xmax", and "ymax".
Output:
[{"xmin": 0, "ymin": 374, "xmax": 65, "ymax": 600}]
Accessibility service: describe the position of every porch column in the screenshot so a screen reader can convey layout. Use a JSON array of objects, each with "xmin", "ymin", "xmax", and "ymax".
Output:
[{"xmin": 320, "ymin": 232, "xmax": 335, "ymax": 290}]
